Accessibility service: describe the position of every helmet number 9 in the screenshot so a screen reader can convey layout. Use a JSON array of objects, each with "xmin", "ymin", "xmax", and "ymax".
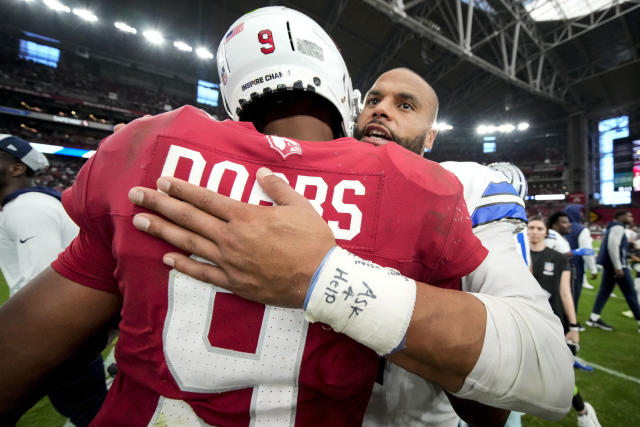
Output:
[{"xmin": 258, "ymin": 29, "xmax": 275, "ymax": 54}]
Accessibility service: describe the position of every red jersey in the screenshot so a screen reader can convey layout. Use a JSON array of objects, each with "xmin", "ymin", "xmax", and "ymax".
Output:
[{"xmin": 52, "ymin": 106, "xmax": 487, "ymax": 426}]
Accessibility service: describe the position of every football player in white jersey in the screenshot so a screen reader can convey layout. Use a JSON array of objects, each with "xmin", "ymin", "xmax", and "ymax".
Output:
[
  {"xmin": 129, "ymin": 65, "xmax": 574, "ymax": 422},
  {"xmin": 355, "ymin": 69, "xmax": 531, "ymax": 426},
  {"xmin": 545, "ymin": 211, "xmax": 573, "ymax": 255},
  {"xmin": 489, "ymin": 162, "xmax": 531, "ymax": 268}
]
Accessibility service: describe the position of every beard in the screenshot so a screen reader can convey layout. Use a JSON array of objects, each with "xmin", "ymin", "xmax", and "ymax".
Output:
[{"xmin": 354, "ymin": 122, "xmax": 428, "ymax": 155}]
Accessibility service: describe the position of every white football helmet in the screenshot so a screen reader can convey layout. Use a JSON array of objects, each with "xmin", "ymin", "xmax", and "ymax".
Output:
[
  {"xmin": 488, "ymin": 162, "xmax": 528, "ymax": 200},
  {"xmin": 217, "ymin": 6, "xmax": 358, "ymax": 136}
]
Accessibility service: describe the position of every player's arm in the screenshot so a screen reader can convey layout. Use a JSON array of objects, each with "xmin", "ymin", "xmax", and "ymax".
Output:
[
  {"xmin": 608, "ymin": 226, "xmax": 625, "ymax": 271},
  {"xmin": 559, "ymin": 269, "xmax": 579, "ymax": 343},
  {"xmin": 578, "ymin": 228, "xmax": 598, "ymax": 277},
  {"xmin": 441, "ymin": 222, "xmax": 574, "ymax": 418},
  {"xmin": 129, "ymin": 173, "xmax": 485, "ymax": 382},
  {"xmin": 0, "ymin": 267, "xmax": 121, "ymax": 414},
  {"xmin": 445, "ymin": 393, "xmax": 509, "ymax": 427},
  {"xmin": 128, "ymin": 172, "xmax": 573, "ymax": 419}
]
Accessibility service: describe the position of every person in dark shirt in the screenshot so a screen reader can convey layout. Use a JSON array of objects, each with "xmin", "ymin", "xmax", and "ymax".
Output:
[{"xmin": 528, "ymin": 215, "xmax": 600, "ymax": 427}]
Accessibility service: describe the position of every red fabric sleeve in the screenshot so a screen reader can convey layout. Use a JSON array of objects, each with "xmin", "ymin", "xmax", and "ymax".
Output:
[
  {"xmin": 51, "ymin": 151, "xmax": 120, "ymax": 294},
  {"xmin": 52, "ymin": 227, "xmax": 119, "ymax": 294}
]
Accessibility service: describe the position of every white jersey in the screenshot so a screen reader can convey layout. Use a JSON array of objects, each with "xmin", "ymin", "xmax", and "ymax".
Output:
[
  {"xmin": 545, "ymin": 229, "xmax": 571, "ymax": 255},
  {"xmin": 440, "ymin": 162, "xmax": 526, "ymax": 231},
  {"xmin": 364, "ymin": 162, "xmax": 571, "ymax": 425},
  {"xmin": 443, "ymin": 161, "xmax": 531, "ymax": 267},
  {"xmin": 0, "ymin": 189, "xmax": 78, "ymax": 296}
]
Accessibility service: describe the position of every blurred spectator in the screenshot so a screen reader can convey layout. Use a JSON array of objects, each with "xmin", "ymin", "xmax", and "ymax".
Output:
[
  {"xmin": 35, "ymin": 156, "xmax": 85, "ymax": 191},
  {"xmin": 0, "ymin": 59, "xmax": 217, "ymax": 120},
  {"xmin": 564, "ymin": 205, "xmax": 598, "ymax": 314},
  {"xmin": 0, "ymin": 134, "xmax": 105, "ymax": 425},
  {"xmin": 527, "ymin": 216, "xmax": 601, "ymax": 427},
  {"xmin": 587, "ymin": 210, "xmax": 640, "ymax": 333},
  {"xmin": 545, "ymin": 211, "xmax": 572, "ymax": 256}
]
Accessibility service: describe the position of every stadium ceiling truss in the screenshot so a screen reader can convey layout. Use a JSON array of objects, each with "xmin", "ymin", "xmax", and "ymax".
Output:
[{"xmin": 358, "ymin": 0, "xmax": 640, "ymax": 110}]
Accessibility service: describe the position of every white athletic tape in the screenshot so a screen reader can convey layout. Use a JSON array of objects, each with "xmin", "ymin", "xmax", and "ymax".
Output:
[{"xmin": 303, "ymin": 246, "xmax": 416, "ymax": 355}]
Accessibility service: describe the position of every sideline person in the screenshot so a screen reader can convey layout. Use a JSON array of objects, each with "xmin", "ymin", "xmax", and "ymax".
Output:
[{"xmin": 0, "ymin": 134, "xmax": 107, "ymax": 425}]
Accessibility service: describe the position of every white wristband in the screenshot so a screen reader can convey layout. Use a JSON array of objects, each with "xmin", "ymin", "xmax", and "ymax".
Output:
[{"xmin": 303, "ymin": 246, "xmax": 416, "ymax": 356}]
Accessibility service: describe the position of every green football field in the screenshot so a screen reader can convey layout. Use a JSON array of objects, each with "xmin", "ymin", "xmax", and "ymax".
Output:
[{"xmin": 1, "ymin": 242, "xmax": 638, "ymax": 425}]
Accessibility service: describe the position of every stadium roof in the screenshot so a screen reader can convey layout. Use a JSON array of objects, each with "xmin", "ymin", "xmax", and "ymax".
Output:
[{"xmin": 4, "ymin": 0, "xmax": 640, "ymax": 134}]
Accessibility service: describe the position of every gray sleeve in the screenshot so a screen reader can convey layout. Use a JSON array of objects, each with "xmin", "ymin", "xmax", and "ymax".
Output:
[
  {"xmin": 578, "ymin": 228, "xmax": 597, "ymax": 274},
  {"xmin": 454, "ymin": 221, "xmax": 574, "ymax": 420},
  {"xmin": 608, "ymin": 226, "xmax": 625, "ymax": 270}
]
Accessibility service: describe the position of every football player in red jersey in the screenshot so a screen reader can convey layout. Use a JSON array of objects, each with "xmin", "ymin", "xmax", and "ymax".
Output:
[
  {"xmin": 126, "ymin": 9, "xmax": 575, "ymax": 426},
  {"xmin": 0, "ymin": 7, "xmax": 492, "ymax": 425}
]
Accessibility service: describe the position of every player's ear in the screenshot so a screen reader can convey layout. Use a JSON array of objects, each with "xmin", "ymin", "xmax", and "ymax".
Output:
[
  {"xmin": 423, "ymin": 128, "xmax": 437, "ymax": 150},
  {"xmin": 9, "ymin": 162, "xmax": 28, "ymax": 178}
]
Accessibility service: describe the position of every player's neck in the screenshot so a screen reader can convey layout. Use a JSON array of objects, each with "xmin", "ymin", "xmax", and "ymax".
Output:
[
  {"xmin": 0, "ymin": 178, "xmax": 34, "ymax": 204},
  {"xmin": 551, "ymin": 227, "xmax": 563, "ymax": 236},
  {"xmin": 263, "ymin": 115, "xmax": 334, "ymax": 141},
  {"xmin": 530, "ymin": 240, "xmax": 545, "ymax": 251},
  {"xmin": 259, "ymin": 96, "xmax": 336, "ymax": 141}
]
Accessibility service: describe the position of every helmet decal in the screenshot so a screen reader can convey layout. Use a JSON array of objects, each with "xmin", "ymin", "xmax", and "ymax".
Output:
[
  {"xmin": 225, "ymin": 22, "xmax": 245, "ymax": 43},
  {"xmin": 217, "ymin": 6, "xmax": 357, "ymax": 136},
  {"xmin": 488, "ymin": 162, "xmax": 528, "ymax": 200}
]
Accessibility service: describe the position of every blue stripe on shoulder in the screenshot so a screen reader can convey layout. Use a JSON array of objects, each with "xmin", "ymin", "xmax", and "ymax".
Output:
[
  {"xmin": 471, "ymin": 203, "xmax": 527, "ymax": 227},
  {"xmin": 482, "ymin": 182, "xmax": 519, "ymax": 197},
  {"xmin": 516, "ymin": 232, "xmax": 529, "ymax": 265}
]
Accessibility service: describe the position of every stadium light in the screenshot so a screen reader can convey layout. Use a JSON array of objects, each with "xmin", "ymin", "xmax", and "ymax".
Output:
[
  {"xmin": 499, "ymin": 124, "xmax": 515, "ymax": 133},
  {"xmin": 173, "ymin": 41, "xmax": 193, "ymax": 52},
  {"xmin": 114, "ymin": 22, "xmax": 137, "ymax": 34},
  {"xmin": 477, "ymin": 122, "xmax": 529, "ymax": 135},
  {"xmin": 196, "ymin": 47, "xmax": 213, "ymax": 60},
  {"xmin": 435, "ymin": 122, "xmax": 453, "ymax": 131},
  {"xmin": 143, "ymin": 30, "xmax": 164, "ymax": 45},
  {"xmin": 43, "ymin": 0, "xmax": 70, "ymax": 13},
  {"xmin": 72, "ymin": 8, "xmax": 98, "ymax": 23}
]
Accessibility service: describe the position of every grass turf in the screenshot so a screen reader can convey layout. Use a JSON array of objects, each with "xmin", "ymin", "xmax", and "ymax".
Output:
[{"xmin": 523, "ymin": 240, "xmax": 640, "ymax": 426}]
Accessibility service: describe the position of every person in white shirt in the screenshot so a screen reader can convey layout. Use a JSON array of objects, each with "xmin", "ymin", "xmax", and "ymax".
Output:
[
  {"xmin": 563, "ymin": 205, "xmax": 598, "ymax": 315},
  {"xmin": 0, "ymin": 134, "xmax": 106, "ymax": 425},
  {"xmin": 0, "ymin": 139, "xmax": 78, "ymax": 296},
  {"xmin": 545, "ymin": 211, "xmax": 572, "ymax": 256}
]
